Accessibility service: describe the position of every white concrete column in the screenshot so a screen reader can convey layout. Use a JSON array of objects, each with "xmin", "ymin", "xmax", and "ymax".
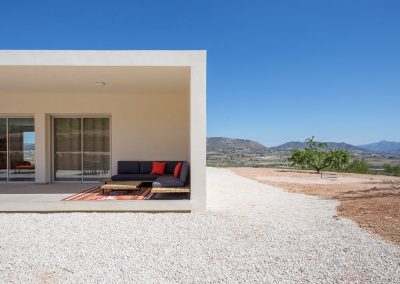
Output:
[
  {"xmin": 34, "ymin": 113, "xmax": 49, "ymax": 183},
  {"xmin": 190, "ymin": 54, "xmax": 207, "ymax": 212}
]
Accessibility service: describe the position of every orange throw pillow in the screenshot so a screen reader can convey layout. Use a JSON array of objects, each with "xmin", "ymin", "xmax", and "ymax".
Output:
[
  {"xmin": 174, "ymin": 162, "xmax": 182, "ymax": 178},
  {"xmin": 151, "ymin": 162, "xmax": 166, "ymax": 175}
]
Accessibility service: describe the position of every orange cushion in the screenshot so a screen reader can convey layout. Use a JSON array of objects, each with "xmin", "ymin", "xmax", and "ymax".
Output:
[
  {"xmin": 151, "ymin": 162, "xmax": 166, "ymax": 175},
  {"xmin": 174, "ymin": 162, "xmax": 182, "ymax": 178},
  {"xmin": 16, "ymin": 165, "xmax": 35, "ymax": 170}
]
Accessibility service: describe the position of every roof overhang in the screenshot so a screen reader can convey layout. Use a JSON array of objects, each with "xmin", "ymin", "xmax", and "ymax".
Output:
[
  {"xmin": 0, "ymin": 50, "xmax": 205, "ymax": 94},
  {"xmin": 0, "ymin": 50, "xmax": 206, "ymax": 66}
]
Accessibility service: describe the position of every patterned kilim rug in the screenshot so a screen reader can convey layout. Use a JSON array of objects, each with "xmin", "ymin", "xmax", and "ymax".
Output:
[{"xmin": 63, "ymin": 186, "xmax": 154, "ymax": 201}]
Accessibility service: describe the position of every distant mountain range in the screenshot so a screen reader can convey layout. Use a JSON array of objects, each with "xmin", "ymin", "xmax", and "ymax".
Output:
[
  {"xmin": 271, "ymin": 141, "xmax": 366, "ymax": 153},
  {"xmin": 207, "ymin": 137, "xmax": 400, "ymax": 155},
  {"xmin": 207, "ymin": 137, "xmax": 267, "ymax": 153},
  {"xmin": 18, "ymin": 138, "xmax": 400, "ymax": 155},
  {"xmin": 24, "ymin": 143, "xmax": 35, "ymax": 150},
  {"xmin": 358, "ymin": 141, "xmax": 400, "ymax": 155}
]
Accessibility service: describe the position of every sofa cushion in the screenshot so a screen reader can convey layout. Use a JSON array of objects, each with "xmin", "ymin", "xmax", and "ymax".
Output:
[
  {"xmin": 174, "ymin": 162, "xmax": 182, "ymax": 178},
  {"xmin": 179, "ymin": 162, "xmax": 189, "ymax": 184},
  {"xmin": 111, "ymin": 174, "xmax": 159, "ymax": 181},
  {"xmin": 139, "ymin": 161, "xmax": 152, "ymax": 174},
  {"xmin": 118, "ymin": 161, "xmax": 140, "ymax": 174},
  {"xmin": 152, "ymin": 175, "xmax": 185, "ymax": 188},
  {"xmin": 151, "ymin": 161, "xmax": 166, "ymax": 175},
  {"xmin": 164, "ymin": 161, "xmax": 180, "ymax": 174}
]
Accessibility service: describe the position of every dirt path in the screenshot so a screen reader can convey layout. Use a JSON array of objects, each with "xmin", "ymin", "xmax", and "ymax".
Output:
[{"xmin": 231, "ymin": 167, "xmax": 400, "ymax": 245}]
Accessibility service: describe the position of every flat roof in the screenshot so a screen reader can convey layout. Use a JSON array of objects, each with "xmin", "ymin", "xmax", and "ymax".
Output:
[{"xmin": 0, "ymin": 50, "xmax": 206, "ymax": 67}]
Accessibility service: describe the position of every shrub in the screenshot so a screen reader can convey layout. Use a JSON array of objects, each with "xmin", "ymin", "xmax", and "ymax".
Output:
[
  {"xmin": 383, "ymin": 164, "xmax": 400, "ymax": 176},
  {"xmin": 345, "ymin": 159, "xmax": 370, "ymax": 174}
]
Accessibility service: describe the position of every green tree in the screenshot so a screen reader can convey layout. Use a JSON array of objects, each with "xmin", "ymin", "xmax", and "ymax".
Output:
[
  {"xmin": 288, "ymin": 136, "xmax": 352, "ymax": 173},
  {"xmin": 330, "ymin": 149, "xmax": 352, "ymax": 171}
]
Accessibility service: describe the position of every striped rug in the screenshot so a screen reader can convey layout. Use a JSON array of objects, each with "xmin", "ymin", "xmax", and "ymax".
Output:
[{"xmin": 63, "ymin": 186, "xmax": 154, "ymax": 201}]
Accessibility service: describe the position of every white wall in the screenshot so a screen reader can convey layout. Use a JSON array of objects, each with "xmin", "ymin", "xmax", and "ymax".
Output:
[{"xmin": 0, "ymin": 91, "xmax": 189, "ymax": 183}]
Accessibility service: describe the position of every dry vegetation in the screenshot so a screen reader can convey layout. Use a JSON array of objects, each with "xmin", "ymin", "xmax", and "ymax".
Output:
[{"xmin": 231, "ymin": 167, "xmax": 400, "ymax": 245}]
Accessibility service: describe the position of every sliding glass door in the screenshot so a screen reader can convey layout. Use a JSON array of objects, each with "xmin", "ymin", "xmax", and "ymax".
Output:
[
  {"xmin": 54, "ymin": 118, "xmax": 82, "ymax": 181},
  {"xmin": 0, "ymin": 117, "xmax": 35, "ymax": 182},
  {"xmin": 53, "ymin": 117, "xmax": 110, "ymax": 182},
  {"xmin": 82, "ymin": 118, "xmax": 110, "ymax": 181}
]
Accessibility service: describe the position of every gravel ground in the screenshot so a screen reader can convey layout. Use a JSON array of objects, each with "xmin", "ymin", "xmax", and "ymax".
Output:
[{"xmin": 0, "ymin": 167, "xmax": 399, "ymax": 283}]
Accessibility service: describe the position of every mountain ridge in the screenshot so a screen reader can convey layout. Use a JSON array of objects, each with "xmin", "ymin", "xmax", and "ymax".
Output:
[
  {"xmin": 271, "ymin": 141, "xmax": 367, "ymax": 153},
  {"xmin": 207, "ymin": 137, "xmax": 400, "ymax": 155},
  {"xmin": 207, "ymin": 137, "xmax": 267, "ymax": 153},
  {"xmin": 23, "ymin": 143, "xmax": 35, "ymax": 150},
  {"xmin": 358, "ymin": 140, "xmax": 400, "ymax": 154}
]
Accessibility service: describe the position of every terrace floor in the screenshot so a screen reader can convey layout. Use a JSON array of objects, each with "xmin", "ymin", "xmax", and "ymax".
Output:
[
  {"xmin": 0, "ymin": 183, "xmax": 94, "ymax": 202},
  {"xmin": 0, "ymin": 183, "xmax": 191, "ymax": 212}
]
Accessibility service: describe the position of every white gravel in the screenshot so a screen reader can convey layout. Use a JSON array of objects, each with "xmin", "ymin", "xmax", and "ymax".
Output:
[{"xmin": 0, "ymin": 167, "xmax": 399, "ymax": 283}]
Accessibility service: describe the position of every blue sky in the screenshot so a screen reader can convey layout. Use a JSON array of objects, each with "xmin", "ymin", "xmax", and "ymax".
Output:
[
  {"xmin": 23, "ymin": 132, "xmax": 35, "ymax": 145},
  {"xmin": 1, "ymin": 1, "xmax": 399, "ymax": 146}
]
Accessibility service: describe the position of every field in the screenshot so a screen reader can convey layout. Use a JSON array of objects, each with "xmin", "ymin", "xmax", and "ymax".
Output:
[
  {"xmin": 231, "ymin": 167, "xmax": 400, "ymax": 245},
  {"xmin": 207, "ymin": 149, "xmax": 400, "ymax": 169}
]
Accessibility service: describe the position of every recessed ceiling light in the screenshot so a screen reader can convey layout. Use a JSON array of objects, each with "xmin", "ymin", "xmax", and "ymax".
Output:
[{"xmin": 95, "ymin": 82, "xmax": 106, "ymax": 86}]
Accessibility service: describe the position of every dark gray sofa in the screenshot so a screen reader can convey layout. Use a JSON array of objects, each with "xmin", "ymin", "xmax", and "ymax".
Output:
[{"xmin": 111, "ymin": 161, "xmax": 189, "ymax": 188}]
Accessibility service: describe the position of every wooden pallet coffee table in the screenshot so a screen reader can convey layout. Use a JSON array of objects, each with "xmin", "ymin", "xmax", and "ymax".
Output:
[
  {"xmin": 151, "ymin": 187, "xmax": 190, "ymax": 194},
  {"xmin": 100, "ymin": 180, "xmax": 143, "ymax": 195}
]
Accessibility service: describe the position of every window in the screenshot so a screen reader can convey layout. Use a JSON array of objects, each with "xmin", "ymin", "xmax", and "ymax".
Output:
[
  {"xmin": 53, "ymin": 117, "xmax": 110, "ymax": 182},
  {"xmin": 0, "ymin": 117, "xmax": 35, "ymax": 182}
]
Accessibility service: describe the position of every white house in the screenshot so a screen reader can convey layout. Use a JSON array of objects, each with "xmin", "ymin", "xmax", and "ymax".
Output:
[{"xmin": 0, "ymin": 50, "xmax": 206, "ymax": 212}]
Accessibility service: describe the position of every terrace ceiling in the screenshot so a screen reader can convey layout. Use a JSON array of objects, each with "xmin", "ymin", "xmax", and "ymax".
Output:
[{"xmin": 0, "ymin": 66, "xmax": 190, "ymax": 95}]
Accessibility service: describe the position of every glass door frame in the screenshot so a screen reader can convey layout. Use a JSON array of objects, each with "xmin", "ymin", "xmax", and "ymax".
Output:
[
  {"xmin": 51, "ymin": 115, "xmax": 112, "ymax": 183},
  {"xmin": 0, "ymin": 117, "xmax": 8, "ymax": 183},
  {"xmin": 0, "ymin": 115, "xmax": 36, "ymax": 183}
]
